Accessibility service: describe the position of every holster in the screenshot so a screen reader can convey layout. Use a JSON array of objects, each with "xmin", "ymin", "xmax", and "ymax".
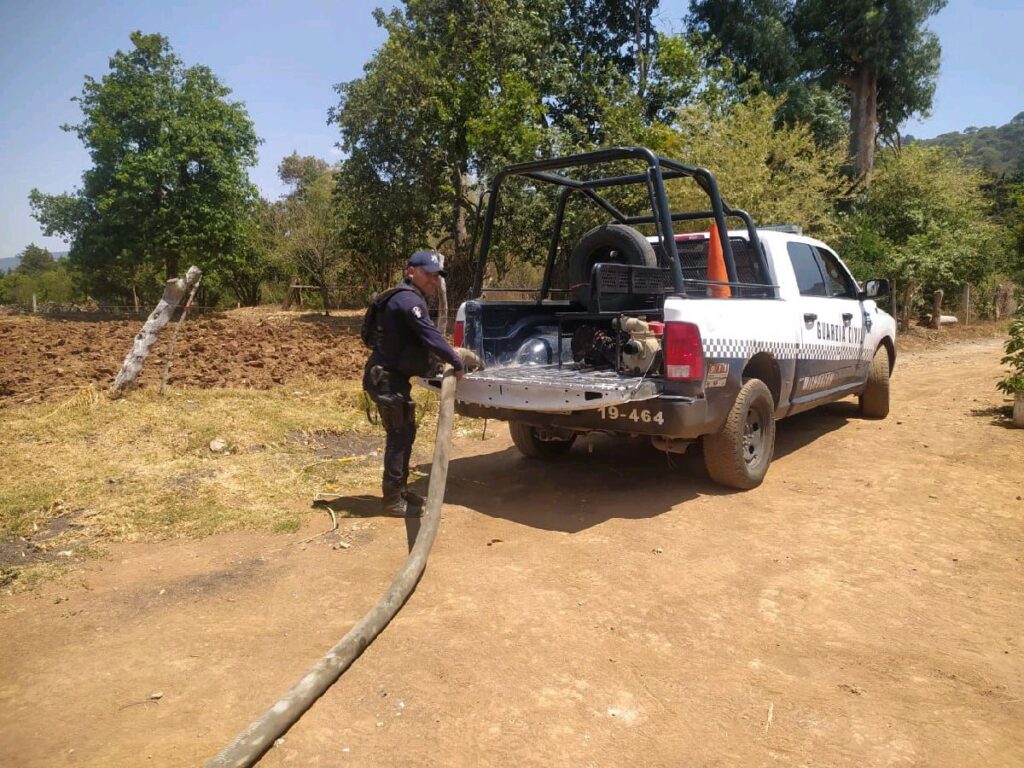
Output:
[
  {"xmin": 366, "ymin": 364, "xmax": 415, "ymax": 433},
  {"xmin": 377, "ymin": 393, "xmax": 414, "ymax": 432}
]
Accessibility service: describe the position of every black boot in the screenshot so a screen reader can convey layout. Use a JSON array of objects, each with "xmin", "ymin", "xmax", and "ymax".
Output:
[
  {"xmin": 382, "ymin": 483, "xmax": 421, "ymax": 518},
  {"xmin": 402, "ymin": 487, "xmax": 426, "ymax": 507}
]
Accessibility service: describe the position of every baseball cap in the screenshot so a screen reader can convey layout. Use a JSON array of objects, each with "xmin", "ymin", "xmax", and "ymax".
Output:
[{"xmin": 407, "ymin": 250, "xmax": 447, "ymax": 277}]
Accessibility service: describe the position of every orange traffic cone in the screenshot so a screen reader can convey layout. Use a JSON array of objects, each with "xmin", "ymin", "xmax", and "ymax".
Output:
[{"xmin": 707, "ymin": 223, "xmax": 731, "ymax": 298}]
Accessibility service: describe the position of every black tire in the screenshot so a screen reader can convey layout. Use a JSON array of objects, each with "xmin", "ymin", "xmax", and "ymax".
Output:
[
  {"xmin": 859, "ymin": 347, "xmax": 890, "ymax": 419},
  {"xmin": 508, "ymin": 421, "xmax": 576, "ymax": 459},
  {"xmin": 703, "ymin": 379, "xmax": 776, "ymax": 490},
  {"xmin": 569, "ymin": 224, "xmax": 657, "ymax": 308}
]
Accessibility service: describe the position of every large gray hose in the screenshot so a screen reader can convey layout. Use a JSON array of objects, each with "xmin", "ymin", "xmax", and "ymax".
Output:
[{"xmin": 206, "ymin": 369, "xmax": 460, "ymax": 767}]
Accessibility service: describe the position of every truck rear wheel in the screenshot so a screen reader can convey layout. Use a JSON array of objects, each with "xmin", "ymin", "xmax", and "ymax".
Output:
[
  {"xmin": 859, "ymin": 347, "xmax": 890, "ymax": 418},
  {"xmin": 509, "ymin": 421, "xmax": 576, "ymax": 459},
  {"xmin": 703, "ymin": 379, "xmax": 776, "ymax": 490}
]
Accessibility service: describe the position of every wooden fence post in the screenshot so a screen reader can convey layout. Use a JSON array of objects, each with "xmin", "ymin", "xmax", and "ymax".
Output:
[
  {"xmin": 110, "ymin": 266, "xmax": 202, "ymax": 396},
  {"xmin": 931, "ymin": 289, "xmax": 944, "ymax": 330},
  {"xmin": 961, "ymin": 284, "xmax": 970, "ymax": 326},
  {"xmin": 437, "ymin": 252, "xmax": 448, "ymax": 337}
]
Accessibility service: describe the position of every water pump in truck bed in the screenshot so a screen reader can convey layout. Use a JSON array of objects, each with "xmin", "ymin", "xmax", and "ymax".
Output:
[{"xmin": 570, "ymin": 316, "xmax": 663, "ymax": 375}]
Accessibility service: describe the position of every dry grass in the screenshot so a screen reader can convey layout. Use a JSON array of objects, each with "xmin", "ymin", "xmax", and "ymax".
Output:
[{"xmin": 0, "ymin": 378, "xmax": 480, "ymax": 588}]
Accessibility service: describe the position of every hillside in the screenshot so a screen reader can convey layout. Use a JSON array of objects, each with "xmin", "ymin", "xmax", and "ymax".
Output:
[
  {"xmin": 0, "ymin": 250, "xmax": 68, "ymax": 274},
  {"xmin": 913, "ymin": 111, "xmax": 1024, "ymax": 175}
]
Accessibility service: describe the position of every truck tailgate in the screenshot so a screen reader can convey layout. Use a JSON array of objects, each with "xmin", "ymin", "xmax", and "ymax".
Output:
[{"xmin": 439, "ymin": 364, "xmax": 661, "ymax": 413}]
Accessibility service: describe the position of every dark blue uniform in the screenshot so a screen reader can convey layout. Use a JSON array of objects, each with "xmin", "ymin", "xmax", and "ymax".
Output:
[{"xmin": 363, "ymin": 278, "xmax": 463, "ymax": 506}]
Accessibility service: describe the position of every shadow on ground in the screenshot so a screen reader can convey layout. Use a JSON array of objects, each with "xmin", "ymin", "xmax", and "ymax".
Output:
[{"xmin": 386, "ymin": 400, "xmax": 857, "ymax": 534}]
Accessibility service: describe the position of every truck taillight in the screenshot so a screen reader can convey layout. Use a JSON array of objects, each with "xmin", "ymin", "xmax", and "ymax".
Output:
[
  {"xmin": 453, "ymin": 320, "xmax": 465, "ymax": 347},
  {"xmin": 663, "ymin": 322, "xmax": 704, "ymax": 381}
]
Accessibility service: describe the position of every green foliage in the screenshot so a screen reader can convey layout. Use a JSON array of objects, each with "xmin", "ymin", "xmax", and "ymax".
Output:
[
  {"xmin": 29, "ymin": 32, "xmax": 261, "ymax": 304},
  {"xmin": 915, "ymin": 112, "xmax": 1024, "ymax": 176},
  {"xmin": 688, "ymin": 0, "xmax": 946, "ymax": 171},
  {"xmin": 280, "ymin": 164, "xmax": 345, "ymax": 307},
  {"xmin": 838, "ymin": 145, "xmax": 1002, "ymax": 294},
  {"xmin": 655, "ymin": 92, "xmax": 848, "ymax": 239},
  {"xmin": 330, "ymin": 1, "xmax": 563, "ymax": 298},
  {"xmin": 795, "ymin": 0, "xmax": 945, "ymax": 138},
  {"xmin": 997, "ymin": 308, "xmax": 1024, "ymax": 396},
  {"xmin": 0, "ymin": 262, "xmax": 77, "ymax": 305},
  {"xmin": 15, "ymin": 244, "xmax": 56, "ymax": 275}
]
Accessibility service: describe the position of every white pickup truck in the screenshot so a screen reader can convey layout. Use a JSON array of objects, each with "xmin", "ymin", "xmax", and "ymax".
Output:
[{"xmin": 438, "ymin": 147, "xmax": 896, "ymax": 489}]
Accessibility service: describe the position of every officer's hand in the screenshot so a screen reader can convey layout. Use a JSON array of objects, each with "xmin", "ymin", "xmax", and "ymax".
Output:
[{"xmin": 454, "ymin": 347, "xmax": 485, "ymax": 373}]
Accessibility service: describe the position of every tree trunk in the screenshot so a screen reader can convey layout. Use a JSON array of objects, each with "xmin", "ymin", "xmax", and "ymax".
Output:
[
  {"xmin": 900, "ymin": 280, "xmax": 919, "ymax": 331},
  {"xmin": 931, "ymin": 289, "xmax": 943, "ymax": 330},
  {"xmin": 449, "ymin": 165, "xmax": 470, "ymax": 300},
  {"xmin": 165, "ymin": 253, "xmax": 180, "ymax": 281},
  {"xmin": 849, "ymin": 65, "xmax": 878, "ymax": 179},
  {"xmin": 320, "ymin": 283, "xmax": 330, "ymax": 316}
]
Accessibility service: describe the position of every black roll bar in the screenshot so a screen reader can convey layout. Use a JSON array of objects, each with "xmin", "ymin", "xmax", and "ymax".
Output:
[{"xmin": 471, "ymin": 146, "xmax": 770, "ymax": 300}]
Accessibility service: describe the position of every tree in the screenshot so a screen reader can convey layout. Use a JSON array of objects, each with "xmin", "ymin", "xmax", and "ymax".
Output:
[
  {"xmin": 688, "ymin": 0, "xmax": 946, "ymax": 177},
  {"xmin": 330, "ymin": 1, "xmax": 561, "ymax": 299},
  {"xmin": 15, "ymin": 244, "xmax": 55, "ymax": 275},
  {"xmin": 278, "ymin": 152, "xmax": 329, "ymax": 193},
  {"xmin": 839, "ymin": 145, "xmax": 1004, "ymax": 321},
  {"xmin": 546, "ymin": 0, "xmax": 663, "ymax": 143},
  {"xmin": 276, "ymin": 157, "xmax": 345, "ymax": 311},
  {"xmin": 653, "ymin": 92, "xmax": 848, "ymax": 240},
  {"xmin": 29, "ymin": 32, "xmax": 260, "ymax": 303}
]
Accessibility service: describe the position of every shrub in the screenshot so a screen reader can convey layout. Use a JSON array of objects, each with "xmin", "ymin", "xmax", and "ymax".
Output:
[{"xmin": 997, "ymin": 305, "xmax": 1024, "ymax": 396}]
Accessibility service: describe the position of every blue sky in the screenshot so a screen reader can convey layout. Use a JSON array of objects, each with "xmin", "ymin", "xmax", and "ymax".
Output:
[{"xmin": 1, "ymin": 0, "xmax": 1021, "ymax": 261}]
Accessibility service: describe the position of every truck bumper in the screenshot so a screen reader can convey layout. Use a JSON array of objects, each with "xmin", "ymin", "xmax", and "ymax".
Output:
[
  {"xmin": 454, "ymin": 396, "xmax": 709, "ymax": 439},
  {"xmin": 437, "ymin": 363, "xmax": 661, "ymax": 413}
]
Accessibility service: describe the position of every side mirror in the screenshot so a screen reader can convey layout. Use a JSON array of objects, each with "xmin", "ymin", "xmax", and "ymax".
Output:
[{"xmin": 862, "ymin": 278, "xmax": 890, "ymax": 299}]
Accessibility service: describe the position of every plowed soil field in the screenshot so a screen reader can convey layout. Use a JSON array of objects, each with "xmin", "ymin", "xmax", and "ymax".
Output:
[{"xmin": 0, "ymin": 307, "xmax": 367, "ymax": 404}]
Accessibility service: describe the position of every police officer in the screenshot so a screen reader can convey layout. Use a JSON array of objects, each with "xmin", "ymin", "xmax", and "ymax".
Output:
[{"xmin": 363, "ymin": 250, "xmax": 465, "ymax": 517}]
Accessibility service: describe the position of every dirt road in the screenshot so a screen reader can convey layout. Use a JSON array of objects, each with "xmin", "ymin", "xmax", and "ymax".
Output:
[{"xmin": 2, "ymin": 338, "xmax": 1022, "ymax": 767}]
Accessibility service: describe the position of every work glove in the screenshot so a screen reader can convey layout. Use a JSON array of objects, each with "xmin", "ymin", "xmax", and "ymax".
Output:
[{"xmin": 455, "ymin": 347, "xmax": 485, "ymax": 373}]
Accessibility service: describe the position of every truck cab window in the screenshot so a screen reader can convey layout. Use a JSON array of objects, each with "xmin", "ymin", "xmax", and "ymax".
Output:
[
  {"xmin": 814, "ymin": 248, "xmax": 857, "ymax": 299},
  {"xmin": 787, "ymin": 242, "xmax": 827, "ymax": 297}
]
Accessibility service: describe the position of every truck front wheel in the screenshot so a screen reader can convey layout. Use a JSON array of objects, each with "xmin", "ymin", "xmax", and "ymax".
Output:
[
  {"xmin": 509, "ymin": 421, "xmax": 576, "ymax": 459},
  {"xmin": 703, "ymin": 379, "xmax": 776, "ymax": 490},
  {"xmin": 859, "ymin": 347, "xmax": 891, "ymax": 419}
]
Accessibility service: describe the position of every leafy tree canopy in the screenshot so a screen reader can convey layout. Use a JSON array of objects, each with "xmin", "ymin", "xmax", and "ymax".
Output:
[
  {"xmin": 838, "ymin": 145, "xmax": 1005, "ymax": 297},
  {"xmin": 15, "ymin": 244, "xmax": 56, "ymax": 275},
  {"xmin": 913, "ymin": 111, "xmax": 1024, "ymax": 175},
  {"xmin": 688, "ymin": 0, "xmax": 946, "ymax": 176},
  {"xmin": 29, "ymin": 32, "xmax": 261, "ymax": 303}
]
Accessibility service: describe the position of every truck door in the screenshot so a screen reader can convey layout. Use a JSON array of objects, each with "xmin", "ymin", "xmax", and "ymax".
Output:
[
  {"xmin": 787, "ymin": 242, "xmax": 866, "ymax": 401},
  {"xmin": 814, "ymin": 246, "xmax": 867, "ymax": 385}
]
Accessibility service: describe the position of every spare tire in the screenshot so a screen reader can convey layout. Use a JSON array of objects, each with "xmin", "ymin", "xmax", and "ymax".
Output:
[{"xmin": 569, "ymin": 224, "xmax": 657, "ymax": 308}]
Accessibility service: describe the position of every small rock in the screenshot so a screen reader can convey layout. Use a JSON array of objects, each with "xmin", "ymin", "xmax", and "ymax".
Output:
[
  {"xmin": 376, "ymin": 722, "xmax": 384, "ymax": 728},
  {"xmin": 209, "ymin": 438, "xmax": 228, "ymax": 453},
  {"xmin": 652, "ymin": 547, "xmax": 663, "ymax": 555},
  {"xmin": 274, "ymin": 738, "xmax": 285, "ymax": 748},
  {"xmin": 57, "ymin": 550, "xmax": 74, "ymax": 557},
  {"xmin": 150, "ymin": 692, "xmax": 163, "ymax": 700}
]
